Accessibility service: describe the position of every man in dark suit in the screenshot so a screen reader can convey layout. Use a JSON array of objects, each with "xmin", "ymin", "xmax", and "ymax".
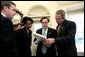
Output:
[
  {"xmin": 16, "ymin": 17, "xmax": 34, "ymax": 56},
  {"xmin": 34, "ymin": 17, "xmax": 57, "ymax": 56},
  {"xmin": 1, "ymin": 1, "xmax": 18, "ymax": 56},
  {"xmin": 46, "ymin": 10, "xmax": 77, "ymax": 56}
]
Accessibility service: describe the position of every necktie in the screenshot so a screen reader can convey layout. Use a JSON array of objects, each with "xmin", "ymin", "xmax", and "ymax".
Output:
[
  {"xmin": 42, "ymin": 29, "xmax": 47, "ymax": 54},
  {"xmin": 42, "ymin": 29, "xmax": 46, "ymax": 36},
  {"xmin": 57, "ymin": 25, "xmax": 61, "ymax": 34}
]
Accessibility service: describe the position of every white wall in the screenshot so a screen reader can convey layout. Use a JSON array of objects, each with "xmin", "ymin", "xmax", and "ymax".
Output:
[{"xmin": 12, "ymin": 1, "xmax": 60, "ymax": 29}]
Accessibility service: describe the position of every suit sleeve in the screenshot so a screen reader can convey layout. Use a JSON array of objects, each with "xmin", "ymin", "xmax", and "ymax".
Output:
[
  {"xmin": 34, "ymin": 29, "xmax": 42, "ymax": 45},
  {"xmin": 1, "ymin": 19, "xmax": 18, "ymax": 56},
  {"xmin": 55, "ymin": 22, "xmax": 76, "ymax": 45}
]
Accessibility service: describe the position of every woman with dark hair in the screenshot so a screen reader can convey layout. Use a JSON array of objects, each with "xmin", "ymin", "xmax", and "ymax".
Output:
[{"xmin": 16, "ymin": 16, "xmax": 34, "ymax": 56}]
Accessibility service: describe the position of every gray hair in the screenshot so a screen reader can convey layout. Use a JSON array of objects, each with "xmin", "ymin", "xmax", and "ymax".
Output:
[{"xmin": 56, "ymin": 9, "xmax": 66, "ymax": 18}]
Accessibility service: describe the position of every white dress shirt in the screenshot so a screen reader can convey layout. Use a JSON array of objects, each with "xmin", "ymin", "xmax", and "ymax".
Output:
[
  {"xmin": 42, "ymin": 28, "xmax": 48, "ymax": 38},
  {"xmin": 1, "ymin": 12, "xmax": 7, "ymax": 17}
]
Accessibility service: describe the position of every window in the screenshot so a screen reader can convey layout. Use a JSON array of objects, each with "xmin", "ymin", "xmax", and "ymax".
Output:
[{"xmin": 67, "ymin": 9, "xmax": 84, "ymax": 52}]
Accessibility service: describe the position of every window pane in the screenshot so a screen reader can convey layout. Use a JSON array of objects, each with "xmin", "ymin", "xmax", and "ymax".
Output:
[{"xmin": 67, "ymin": 12, "xmax": 84, "ymax": 52}]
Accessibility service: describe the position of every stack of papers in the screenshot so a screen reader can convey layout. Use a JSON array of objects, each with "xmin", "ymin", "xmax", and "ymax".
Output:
[{"xmin": 33, "ymin": 32, "xmax": 46, "ymax": 44}]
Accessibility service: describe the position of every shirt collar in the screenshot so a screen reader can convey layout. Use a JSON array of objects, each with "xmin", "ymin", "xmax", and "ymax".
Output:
[
  {"xmin": 1, "ymin": 12, "xmax": 7, "ymax": 17},
  {"xmin": 42, "ymin": 27, "xmax": 48, "ymax": 31}
]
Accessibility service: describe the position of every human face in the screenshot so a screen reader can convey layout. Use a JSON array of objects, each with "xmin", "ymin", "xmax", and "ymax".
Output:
[
  {"xmin": 25, "ymin": 21, "xmax": 33, "ymax": 30},
  {"xmin": 41, "ymin": 19, "xmax": 48, "ymax": 29},
  {"xmin": 55, "ymin": 13, "xmax": 63, "ymax": 25},
  {"xmin": 5, "ymin": 4, "xmax": 17, "ymax": 19}
]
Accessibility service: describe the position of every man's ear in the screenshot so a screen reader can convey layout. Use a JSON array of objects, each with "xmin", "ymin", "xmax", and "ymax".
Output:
[{"xmin": 3, "ymin": 6, "xmax": 9, "ymax": 12}]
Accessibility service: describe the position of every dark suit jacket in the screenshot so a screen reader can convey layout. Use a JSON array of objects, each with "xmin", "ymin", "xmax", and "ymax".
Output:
[
  {"xmin": 0, "ymin": 14, "xmax": 17, "ymax": 56},
  {"xmin": 16, "ymin": 27, "xmax": 32, "ymax": 56},
  {"xmin": 35, "ymin": 28, "xmax": 57, "ymax": 56},
  {"xmin": 55, "ymin": 19, "xmax": 77, "ymax": 56}
]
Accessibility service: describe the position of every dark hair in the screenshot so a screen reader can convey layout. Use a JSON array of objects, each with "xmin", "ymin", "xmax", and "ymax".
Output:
[
  {"xmin": 1, "ymin": 1, "xmax": 16, "ymax": 10},
  {"xmin": 22, "ymin": 17, "xmax": 34, "ymax": 25},
  {"xmin": 40, "ymin": 17, "xmax": 49, "ymax": 23}
]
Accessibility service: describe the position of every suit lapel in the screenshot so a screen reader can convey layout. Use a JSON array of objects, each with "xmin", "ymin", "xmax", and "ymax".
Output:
[
  {"xmin": 40, "ymin": 28, "xmax": 42, "ymax": 35},
  {"xmin": 47, "ymin": 28, "xmax": 51, "ymax": 38},
  {"xmin": 58, "ymin": 20, "xmax": 67, "ymax": 34},
  {"xmin": 59, "ymin": 25, "xmax": 63, "ymax": 34},
  {"xmin": 56, "ymin": 25, "xmax": 63, "ymax": 35}
]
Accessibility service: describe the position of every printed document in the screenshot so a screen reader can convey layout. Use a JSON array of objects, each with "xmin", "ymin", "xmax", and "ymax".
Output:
[{"xmin": 33, "ymin": 32, "xmax": 46, "ymax": 44}]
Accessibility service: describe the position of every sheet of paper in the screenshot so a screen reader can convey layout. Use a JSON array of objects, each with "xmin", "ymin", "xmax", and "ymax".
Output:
[{"xmin": 33, "ymin": 32, "xmax": 46, "ymax": 44}]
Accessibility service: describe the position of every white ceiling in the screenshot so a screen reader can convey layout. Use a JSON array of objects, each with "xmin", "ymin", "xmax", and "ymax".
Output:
[
  {"xmin": 58, "ymin": 1, "xmax": 83, "ymax": 6},
  {"xmin": 58, "ymin": 1, "xmax": 84, "ymax": 11}
]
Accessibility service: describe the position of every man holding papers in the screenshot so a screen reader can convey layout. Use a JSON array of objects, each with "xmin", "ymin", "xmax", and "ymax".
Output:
[
  {"xmin": 34, "ymin": 17, "xmax": 57, "ymax": 56},
  {"xmin": 46, "ymin": 10, "xmax": 77, "ymax": 56},
  {"xmin": 33, "ymin": 32, "xmax": 46, "ymax": 45}
]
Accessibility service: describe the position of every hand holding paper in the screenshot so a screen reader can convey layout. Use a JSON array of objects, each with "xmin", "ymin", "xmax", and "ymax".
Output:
[
  {"xmin": 42, "ymin": 39, "xmax": 47, "ymax": 45},
  {"xmin": 33, "ymin": 32, "xmax": 46, "ymax": 44},
  {"xmin": 46, "ymin": 38, "xmax": 55, "ymax": 45}
]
